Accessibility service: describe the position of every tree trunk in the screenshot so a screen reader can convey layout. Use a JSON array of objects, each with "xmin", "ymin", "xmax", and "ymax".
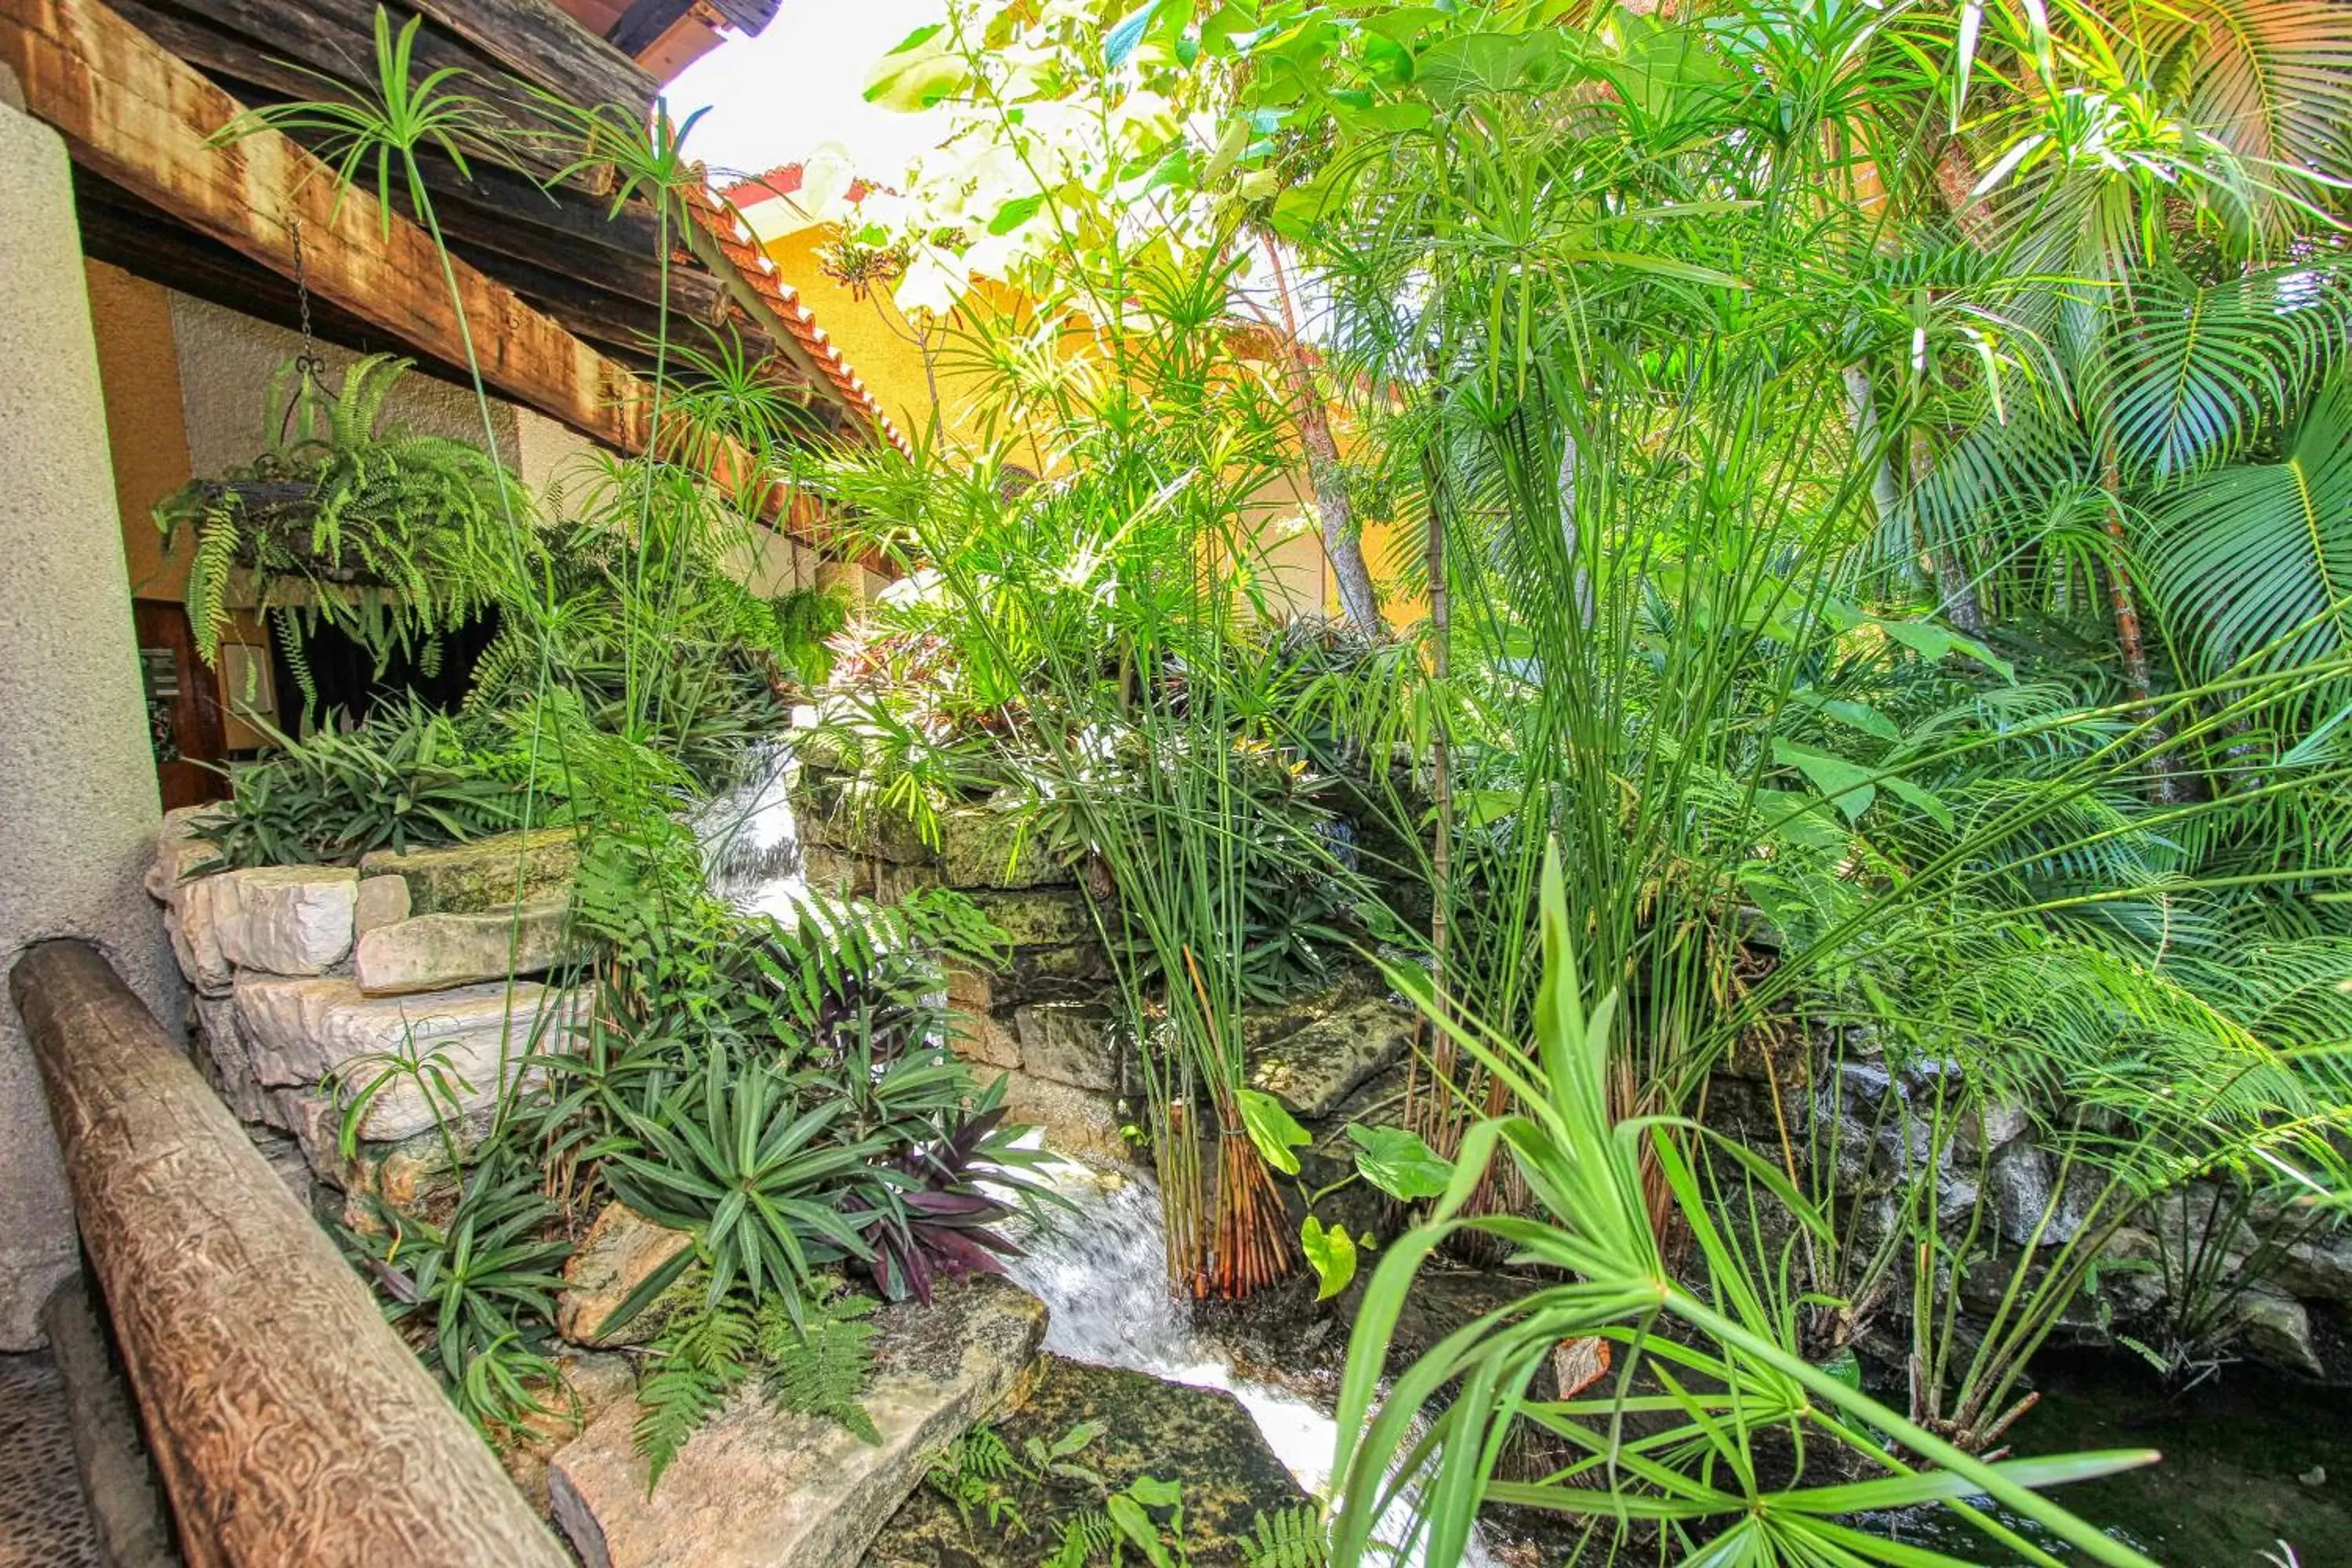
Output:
[
  {"xmin": 1908, "ymin": 426, "xmax": 1987, "ymax": 635},
  {"xmin": 1261, "ymin": 236, "xmax": 1383, "ymax": 633},
  {"xmin": 2100, "ymin": 451, "xmax": 2192, "ymax": 804},
  {"xmin": 1414, "ymin": 439, "xmax": 1456, "ymax": 1152}
]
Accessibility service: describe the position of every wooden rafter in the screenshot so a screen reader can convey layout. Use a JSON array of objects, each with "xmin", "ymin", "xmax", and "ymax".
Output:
[
  {"xmin": 0, "ymin": 0, "xmax": 881, "ymax": 568},
  {"xmin": 1, "ymin": 0, "xmax": 666, "ymax": 445}
]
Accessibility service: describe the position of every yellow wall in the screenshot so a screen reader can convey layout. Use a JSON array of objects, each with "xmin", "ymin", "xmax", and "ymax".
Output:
[
  {"xmin": 86, "ymin": 260, "xmax": 194, "ymax": 601},
  {"xmin": 764, "ymin": 223, "xmax": 1430, "ymax": 630}
]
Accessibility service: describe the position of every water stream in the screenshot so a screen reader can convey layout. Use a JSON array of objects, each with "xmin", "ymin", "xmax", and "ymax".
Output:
[{"xmin": 1001, "ymin": 1152, "xmax": 1496, "ymax": 1567}]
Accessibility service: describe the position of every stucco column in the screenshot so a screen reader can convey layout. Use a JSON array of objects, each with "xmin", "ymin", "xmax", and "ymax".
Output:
[{"xmin": 0, "ymin": 93, "xmax": 185, "ymax": 1348}]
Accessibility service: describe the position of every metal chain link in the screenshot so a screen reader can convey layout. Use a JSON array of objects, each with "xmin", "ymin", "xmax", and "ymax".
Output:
[{"xmin": 278, "ymin": 214, "xmax": 328, "ymax": 448}]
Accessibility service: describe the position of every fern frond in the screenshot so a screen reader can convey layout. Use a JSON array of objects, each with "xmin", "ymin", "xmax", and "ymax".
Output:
[
  {"xmin": 631, "ymin": 1290, "xmax": 756, "ymax": 1492},
  {"xmin": 1242, "ymin": 1506, "xmax": 1331, "ymax": 1568},
  {"xmin": 757, "ymin": 1286, "xmax": 880, "ymax": 1445}
]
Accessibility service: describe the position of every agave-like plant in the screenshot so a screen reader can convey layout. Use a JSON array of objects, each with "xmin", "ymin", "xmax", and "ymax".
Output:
[{"xmin": 1330, "ymin": 843, "xmax": 2161, "ymax": 1568}]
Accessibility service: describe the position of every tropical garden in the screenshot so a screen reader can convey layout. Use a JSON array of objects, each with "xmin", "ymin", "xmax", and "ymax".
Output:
[{"xmin": 155, "ymin": 0, "xmax": 2352, "ymax": 1562}]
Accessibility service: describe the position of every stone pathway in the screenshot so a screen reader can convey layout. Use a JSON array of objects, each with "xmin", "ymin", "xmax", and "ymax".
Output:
[{"xmin": 0, "ymin": 1351, "xmax": 101, "ymax": 1568}]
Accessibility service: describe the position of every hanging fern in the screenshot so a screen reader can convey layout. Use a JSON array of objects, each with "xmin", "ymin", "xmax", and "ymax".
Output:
[{"xmin": 154, "ymin": 354, "xmax": 524, "ymax": 668}]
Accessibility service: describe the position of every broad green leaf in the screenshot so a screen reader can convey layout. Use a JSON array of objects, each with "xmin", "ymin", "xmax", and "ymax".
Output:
[
  {"xmin": 1879, "ymin": 774, "xmax": 1955, "ymax": 832},
  {"xmin": 1872, "ymin": 616, "xmax": 2016, "ymax": 681},
  {"xmin": 986, "ymin": 194, "xmax": 1044, "ymax": 235},
  {"xmin": 1345, "ymin": 1123, "xmax": 1454, "ymax": 1200},
  {"xmin": 1236, "ymin": 1087, "xmax": 1311, "ymax": 1175},
  {"xmin": 1773, "ymin": 739, "xmax": 1876, "ymax": 822},
  {"xmin": 1301, "ymin": 1214, "xmax": 1358, "ymax": 1300},
  {"xmin": 1105, "ymin": 1493, "xmax": 1175, "ymax": 1568},
  {"xmin": 862, "ymin": 29, "xmax": 970, "ymax": 111},
  {"xmin": 1795, "ymin": 691, "xmax": 1900, "ymax": 742}
]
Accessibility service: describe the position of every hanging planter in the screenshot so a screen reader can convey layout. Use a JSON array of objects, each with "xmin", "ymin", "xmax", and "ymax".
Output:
[{"xmin": 154, "ymin": 354, "xmax": 525, "ymax": 710}]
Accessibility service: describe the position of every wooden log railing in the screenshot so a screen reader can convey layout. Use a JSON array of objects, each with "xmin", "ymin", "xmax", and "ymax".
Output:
[{"xmin": 9, "ymin": 939, "xmax": 569, "ymax": 1568}]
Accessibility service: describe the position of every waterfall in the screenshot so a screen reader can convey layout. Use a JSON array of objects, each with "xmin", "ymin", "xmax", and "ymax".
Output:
[
  {"xmin": 695, "ymin": 741, "xmax": 805, "ymax": 915},
  {"xmin": 1000, "ymin": 1153, "xmax": 1494, "ymax": 1566}
]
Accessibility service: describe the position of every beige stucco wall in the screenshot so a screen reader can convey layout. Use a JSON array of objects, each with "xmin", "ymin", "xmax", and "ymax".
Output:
[{"xmin": 0, "ymin": 99, "xmax": 187, "ymax": 1348}]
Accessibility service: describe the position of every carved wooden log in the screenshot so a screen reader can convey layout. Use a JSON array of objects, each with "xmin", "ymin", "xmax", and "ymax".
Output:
[{"xmin": 9, "ymin": 939, "xmax": 569, "ymax": 1568}]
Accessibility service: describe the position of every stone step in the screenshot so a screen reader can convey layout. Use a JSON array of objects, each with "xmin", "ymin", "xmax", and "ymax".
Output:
[{"xmin": 548, "ymin": 1276, "xmax": 1049, "ymax": 1568}]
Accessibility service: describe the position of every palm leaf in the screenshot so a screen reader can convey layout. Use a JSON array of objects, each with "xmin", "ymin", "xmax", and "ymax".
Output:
[
  {"xmin": 2090, "ymin": 265, "xmax": 2351, "ymax": 479},
  {"xmin": 2145, "ymin": 372, "xmax": 2352, "ymax": 691}
]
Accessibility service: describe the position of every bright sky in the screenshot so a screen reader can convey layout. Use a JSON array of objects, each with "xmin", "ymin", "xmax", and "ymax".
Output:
[{"xmin": 666, "ymin": 0, "xmax": 955, "ymax": 186}]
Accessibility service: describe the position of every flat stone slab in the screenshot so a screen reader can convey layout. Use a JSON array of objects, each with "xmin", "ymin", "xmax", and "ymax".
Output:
[
  {"xmin": 360, "ymin": 826, "xmax": 578, "ymax": 915},
  {"xmin": 1249, "ymin": 994, "xmax": 1419, "ymax": 1121},
  {"xmin": 233, "ymin": 974, "xmax": 582, "ymax": 1139},
  {"xmin": 354, "ymin": 898, "xmax": 576, "ymax": 995},
  {"xmin": 557, "ymin": 1203, "xmax": 695, "ymax": 1348},
  {"xmin": 866, "ymin": 1356, "xmax": 1311, "ymax": 1567},
  {"xmin": 549, "ymin": 1276, "xmax": 1049, "ymax": 1568},
  {"xmin": 1014, "ymin": 1000, "xmax": 1120, "ymax": 1091}
]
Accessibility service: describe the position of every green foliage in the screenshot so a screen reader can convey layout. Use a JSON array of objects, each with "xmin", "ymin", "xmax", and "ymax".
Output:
[
  {"xmin": 629, "ymin": 1275, "xmax": 886, "ymax": 1490},
  {"xmin": 602, "ymin": 1048, "xmax": 887, "ymax": 1318},
  {"xmin": 156, "ymin": 355, "xmax": 518, "ymax": 671},
  {"xmin": 344, "ymin": 1157, "xmax": 570, "ymax": 1437},
  {"xmin": 191, "ymin": 700, "xmax": 549, "ymax": 869},
  {"xmin": 631, "ymin": 1286, "xmax": 756, "ymax": 1491},
  {"xmin": 757, "ymin": 1281, "xmax": 882, "ymax": 1444},
  {"xmin": 1332, "ymin": 844, "xmax": 2161, "ymax": 1568},
  {"xmin": 1240, "ymin": 1507, "xmax": 1329, "ymax": 1568}
]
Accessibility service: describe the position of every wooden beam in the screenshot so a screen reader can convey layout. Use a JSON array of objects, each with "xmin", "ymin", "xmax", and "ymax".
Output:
[
  {"xmin": 405, "ymin": 0, "xmax": 653, "ymax": 120},
  {"xmin": 10, "ymin": 940, "xmax": 571, "ymax": 1568},
  {"xmin": 606, "ymin": 0, "xmax": 688, "ymax": 57},
  {"xmin": 2, "ymin": 0, "xmax": 661, "ymax": 448}
]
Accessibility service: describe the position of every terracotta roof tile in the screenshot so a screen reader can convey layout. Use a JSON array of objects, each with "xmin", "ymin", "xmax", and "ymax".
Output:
[
  {"xmin": 681, "ymin": 174, "xmax": 909, "ymax": 455},
  {"xmin": 716, "ymin": 162, "xmax": 877, "ymax": 211}
]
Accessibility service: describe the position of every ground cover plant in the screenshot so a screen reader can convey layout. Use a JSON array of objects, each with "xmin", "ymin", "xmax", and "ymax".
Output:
[
  {"xmin": 158, "ymin": 0, "xmax": 2352, "ymax": 1557},
  {"xmin": 161, "ymin": 15, "xmax": 1058, "ymax": 1473}
]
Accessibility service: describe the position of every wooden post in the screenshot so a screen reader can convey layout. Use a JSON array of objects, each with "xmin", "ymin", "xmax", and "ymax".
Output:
[{"xmin": 10, "ymin": 940, "xmax": 570, "ymax": 1568}]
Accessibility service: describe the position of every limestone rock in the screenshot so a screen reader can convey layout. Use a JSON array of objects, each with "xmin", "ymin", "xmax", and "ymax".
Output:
[
  {"xmin": 360, "ymin": 826, "xmax": 579, "ymax": 916},
  {"xmin": 982, "ymin": 1067, "xmax": 1130, "ymax": 1168},
  {"xmin": 2236, "ymin": 1288, "xmax": 2325, "ymax": 1379},
  {"xmin": 932, "ymin": 806, "xmax": 1069, "ymax": 890},
  {"xmin": 145, "ymin": 806, "xmax": 223, "ymax": 903},
  {"xmin": 353, "ymin": 873, "xmax": 412, "ymax": 935},
  {"xmin": 233, "ymin": 974, "xmax": 582, "ymax": 1138},
  {"xmin": 1248, "ymin": 994, "xmax": 1419, "ymax": 1122},
  {"xmin": 557, "ymin": 1203, "xmax": 696, "ymax": 1349},
  {"xmin": 190, "ymin": 993, "xmax": 270, "ymax": 1124},
  {"xmin": 866, "ymin": 1356, "xmax": 1309, "ymax": 1567},
  {"xmin": 354, "ymin": 898, "xmax": 577, "ymax": 995},
  {"xmin": 209, "ymin": 866, "xmax": 362, "ymax": 975},
  {"xmin": 1014, "ymin": 1000, "xmax": 1119, "ymax": 1091},
  {"xmin": 549, "ymin": 1276, "xmax": 1049, "ymax": 1568},
  {"xmin": 949, "ymin": 1010, "xmax": 1022, "ymax": 1071},
  {"xmin": 169, "ymin": 877, "xmax": 235, "ymax": 994},
  {"xmin": 967, "ymin": 888, "xmax": 1095, "ymax": 948},
  {"xmin": 2270, "ymin": 1225, "xmax": 2352, "ymax": 1308}
]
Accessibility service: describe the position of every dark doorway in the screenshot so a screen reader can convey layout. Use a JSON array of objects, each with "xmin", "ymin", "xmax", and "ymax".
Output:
[
  {"xmin": 268, "ymin": 612, "xmax": 503, "ymax": 732},
  {"xmin": 132, "ymin": 598, "xmax": 229, "ymax": 812}
]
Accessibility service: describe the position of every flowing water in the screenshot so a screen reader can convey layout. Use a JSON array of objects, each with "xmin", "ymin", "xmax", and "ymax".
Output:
[{"xmin": 1001, "ymin": 1153, "xmax": 1497, "ymax": 1567}]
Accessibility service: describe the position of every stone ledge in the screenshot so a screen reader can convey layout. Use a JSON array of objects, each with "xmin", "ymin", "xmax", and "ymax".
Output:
[
  {"xmin": 233, "ymin": 974, "xmax": 583, "ymax": 1141},
  {"xmin": 360, "ymin": 827, "xmax": 579, "ymax": 916},
  {"xmin": 549, "ymin": 1276, "xmax": 1049, "ymax": 1568},
  {"xmin": 354, "ymin": 898, "xmax": 577, "ymax": 996}
]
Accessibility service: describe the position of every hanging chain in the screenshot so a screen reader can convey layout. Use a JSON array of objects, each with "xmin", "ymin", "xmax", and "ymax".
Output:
[
  {"xmin": 287, "ymin": 214, "xmax": 326, "ymax": 384},
  {"xmin": 278, "ymin": 214, "xmax": 328, "ymax": 449}
]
